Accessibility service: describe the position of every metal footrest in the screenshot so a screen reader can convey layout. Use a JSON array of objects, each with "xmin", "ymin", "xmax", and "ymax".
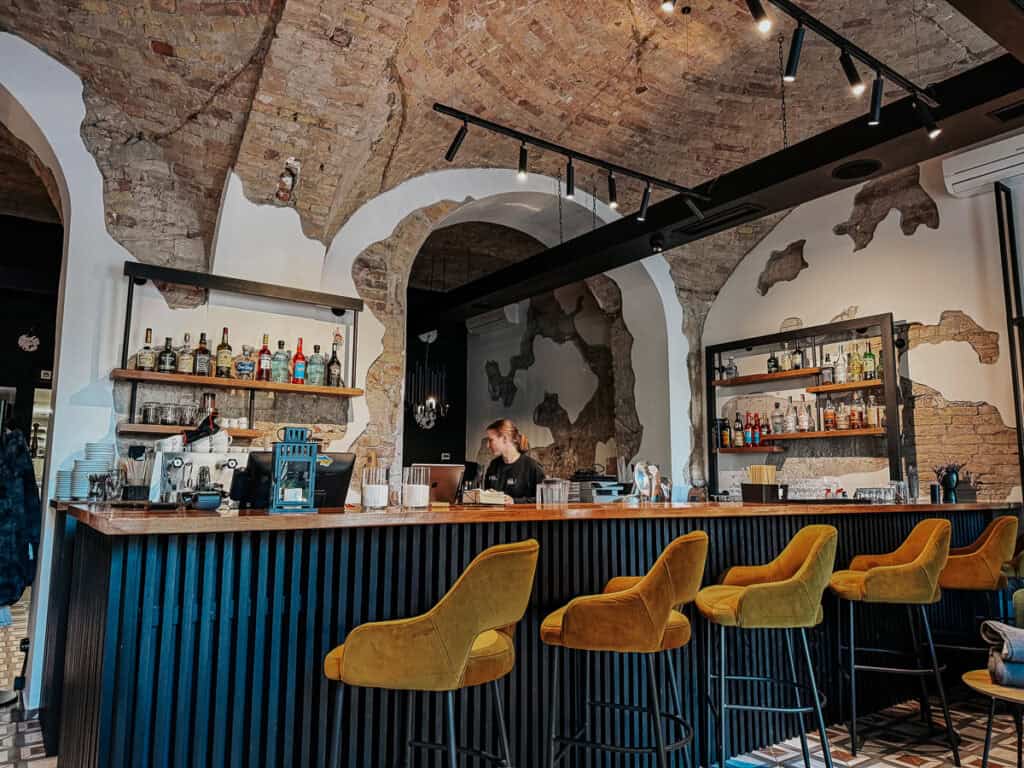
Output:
[
  {"xmin": 551, "ymin": 699, "xmax": 694, "ymax": 761},
  {"xmin": 410, "ymin": 740, "xmax": 508, "ymax": 766},
  {"xmin": 709, "ymin": 672, "xmax": 828, "ymax": 713}
]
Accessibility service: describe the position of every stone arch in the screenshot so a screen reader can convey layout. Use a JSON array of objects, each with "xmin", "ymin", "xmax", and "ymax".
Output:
[{"xmin": 321, "ymin": 168, "xmax": 689, "ymax": 494}]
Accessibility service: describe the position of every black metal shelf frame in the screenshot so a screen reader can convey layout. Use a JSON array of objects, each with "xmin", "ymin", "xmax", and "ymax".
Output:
[
  {"xmin": 704, "ymin": 313, "xmax": 902, "ymax": 495},
  {"xmin": 117, "ymin": 261, "xmax": 364, "ymax": 426}
]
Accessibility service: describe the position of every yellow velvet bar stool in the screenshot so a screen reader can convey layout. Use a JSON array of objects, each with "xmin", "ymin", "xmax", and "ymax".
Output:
[
  {"xmin": 829, "ymin": 518, "xmax": 960, "ymax": 765},
  {"xmin": 540, "ymin": 531, "xmax": 708, "ymax": 768},
  {"xmin": 323, "ymin": 539, "xmax": 540, "ymax": 768},
  {"xmin": 697, "ymin": 524, "xmax": 838, "ymax": 768}
]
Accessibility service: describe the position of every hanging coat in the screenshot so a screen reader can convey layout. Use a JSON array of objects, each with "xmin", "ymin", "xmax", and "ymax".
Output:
[{"xmin": 0, "ymin": 429, "xmax": 40, "ymax": 607}]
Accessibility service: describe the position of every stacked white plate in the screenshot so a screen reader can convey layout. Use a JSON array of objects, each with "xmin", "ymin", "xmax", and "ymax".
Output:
[
  {"xmin": 84, "ymin": 442, "xmax": 116, "ymax": 463},
  {"xmin": 72, "ymin": 444, "xmax": 115, "ymax": 499},
  {"xmin": 55, "ymin": 470, "xmax": 72, "ymax": 500}
]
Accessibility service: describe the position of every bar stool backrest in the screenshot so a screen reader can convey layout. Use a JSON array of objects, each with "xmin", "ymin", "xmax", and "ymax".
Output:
[
  {"xmin": 851, "ymin": 518, "xmax": 951, "ymax": 604},
  {"xmin": 942, "ymin": 515, "xmax": 1018, "ymax": 590}
]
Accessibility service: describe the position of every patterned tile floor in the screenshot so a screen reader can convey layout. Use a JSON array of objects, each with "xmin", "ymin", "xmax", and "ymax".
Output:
[{"xmin": 0, "ymin": 592, "xmax": 51, "ymax": 768}]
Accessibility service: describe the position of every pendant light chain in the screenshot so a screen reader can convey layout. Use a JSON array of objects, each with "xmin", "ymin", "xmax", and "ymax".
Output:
[
  {"xmin": 912, "ymin": 0, "xmax": 922, "ymax": 80},
  {"xmin": 777, "ymin": 33, "xmax": 789, "ymax": 149},
  {"xmin": 556, "ymin": 168, "xmax": 564, "ymax": 244},
  {"xmin": 591, "ymin": 177, "xmax": 597, "ymax": 230}
]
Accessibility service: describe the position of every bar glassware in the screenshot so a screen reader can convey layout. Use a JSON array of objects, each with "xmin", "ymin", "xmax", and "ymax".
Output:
[
  {"xmin": 402, "ymin": 466, "xmax": 430, "ymax": 509},
  {"xmin": 362, "ymin": 466, "xmax": 390, "ymax": 511}
]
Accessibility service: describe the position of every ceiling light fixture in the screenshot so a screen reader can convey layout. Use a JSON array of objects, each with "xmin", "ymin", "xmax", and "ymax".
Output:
[
  {"xmin": 746, "ymin": 0, "xmax": 772, "ymax": 33},
  {"xmin": 661, "ymin": 0, "xmax": 676, "ymax": 12},
  {"xmin": 638, "ymin": 183, "xmax": 652, "ymax": 222},
  {"xmin": 868, "ymin": 74, "xmax": 883, "ymax": 126},
  {"xmin": 565, "ymin": 158, "xmax": 575, "ymax": 199},
  {"xmin": 651, "ymin": 233, "xmax": 665, "ymax": 253},
  {"xmin": 444, "ymin": 121, "xmax": 468, "ymax": 162},
  {"xmin": 517, "ymin": 143, "xmax": 528, "ymax": 180},
  {"xmin": 915, "ymin": 100, "xmax": 942, "ymax": 140},
  {"xmin": 608, "ymin": 172, "xmax": 619, "ymax": 209},
  {"xmin": 839, "ymin": 50, "xmax": 866, "ymax": 96},
  {"xmin": 783, "ymin": 24, "xmax": 804, "ymax": 82}
]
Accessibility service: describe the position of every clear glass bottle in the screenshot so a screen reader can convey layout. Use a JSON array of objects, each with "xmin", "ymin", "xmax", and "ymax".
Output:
[
  {"xmin": 849, "ymin": 343, "xmax": 863, "ymax": 383},
  {"xmin": 836, "ymin": 403, "xmax": 851, "ymax": 430},
  {"xmin": 791, "ymin": 343, "xmax": 804, "ymax": 370},
  {"xmin": 306, "ymin": 344, "xmax": 325, "ymax": 385},
  {"xmin": 820, "ymin": 352, "xmax": 833, "ymax": 384},
  {"xmin": 850, "ymin": 392, "xmax": 865, "ymax": 429},
  {"xmin": 194, "ymin": 332, "xmax": 212, "ymax": 376},
  {"xmin": 780, "ymin": 342, "xmax": 793, "ymax": 372},
  {"xmin": 725, "ymin": 356, "xmax": 738, "ymax": 379},
  {"xmin": 177, "ymin": 332, "xmax": 194, "ymax": 374},
  {"xmin": 327, "ymin": 343, "xmax": 344, "ymax": 387},
  {"xmin": 771, "ymin": 401, "xmax": 785, "ymax": 434},
  {"xmin": 271, "ymin": 340, "xmax": 290, "ymax": 383},
  {"xmin": 862, "ymin": 343, "xmax": 877, "ymax": 380},
  {"xmin": 865, "ymin": 394, "xmax": 879, "ymax": 427},
  {"xmin": 137, "ymin": 328, "xmax": 156, "ymax": 372},
  {"xmin": 784, "ymin": 396, "xmax": 798, "ymax": 434},
  {"xmin": 157, "ymin": 337, "xmax": 177, "ymax": 374},
  {"xmin": 833, "ymin": 344, "xmax": 848, "ymax": 384},
  {"xmin": 215, "ymin": 327, "xmax": 233, "ymax": 378},
  {"xmin": 823, "ymin": 397, "xmax": 837, "ymax": 431},
  {"xmin": 767, "ymin": 349, "xmax": 779, "ymax": 374},
  {"xmin": 233, "ymin": 345, "xmax": 256, "ymax": 381},
  {"xmin": 796, "ymin": 394, "xmax": 811, "ymax": 432}
]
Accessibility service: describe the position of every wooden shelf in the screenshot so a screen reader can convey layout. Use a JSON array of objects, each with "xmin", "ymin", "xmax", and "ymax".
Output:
[
  {"xmin": 806, "ymin": 379, "xmax": 883, "ymax": 394},
  {"xmin": 712, "ymin": 368, "xmax": 822, "ymax": 388},
  {"xmin": 117, "ymin": 423, "xmax": 262, "ymax": 440},
  {"xmin": 717, "ymin": 446, "xmax": 785, "ymax": 454},
  {"xmin": 111, "ymin": 368, "xmax": 363, "ymax": 398},
  {"xmin": 761, "ymin": 428, "xmax": 886, "ymax": 441}
]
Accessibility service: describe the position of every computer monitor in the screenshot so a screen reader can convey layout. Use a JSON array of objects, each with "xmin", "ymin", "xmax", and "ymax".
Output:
[
  {"xmin": 230, "ymin": 451, "xmax": 355, "ymax": 509},
  {"xmin": 412, "ymin": 463, "xmax": 465, "ymax": 504}
]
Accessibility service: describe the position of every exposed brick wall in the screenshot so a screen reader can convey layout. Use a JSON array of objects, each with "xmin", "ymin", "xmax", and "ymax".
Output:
[
  {"xmin": 0, "ymin": 124, "xmax": 61, "ymax": 223},
  {"xmin": 409, "ymin": 221, "xmax": 543, "ymax": 292},
  {"xmin": 908, "ymin": 310, "xmax": 1000, "ymax": 364}
]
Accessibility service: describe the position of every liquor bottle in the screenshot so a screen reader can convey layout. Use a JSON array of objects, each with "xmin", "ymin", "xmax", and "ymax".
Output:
[
  {"xmin": 752, "ymin": 413, "xmax": 761, "ymax": 446},
  {"xmin": 257, "ymin": 334, "xmax": 273, "ymax": 382},
  {"xmin": 234, "ymin": 345, "xmax": 256, "ymax": 381},
  {"xmin": 833, "ymin": 344, "xmax": 848, "ymax": 384},
  {"xmin": 850, "ymin": 393, "xmax": 864, "ymax": 429},
  {"xmin": 725, "ymin": 356, "xmax": 738, "ymax": 379},
  {"xmin": 767, "ymin": 349, "xmax": 779, "ymax": 374},
  {"xmin": 820, "ymin": 353, "xmax": 834, "ymax": 385},
  {"xmin": 771, "ymin": 402, "xmax": 785, "ymax": 434},
  {"xmin": 215, "ymin": 327, "xmax": 233, "ymax": 378},
  {"xmin": 734, "ymin": 412, "xmax": 745, "ymax": 447},
  {"xmin": 306, "ymin": 344, "xmax": 325, "ymax": 385},
  {"xmin": 743, "ymin": 412, "xmax": 753, "ymax": 447},
  {"xmin": 823, "ymin": 397, "xmax": 837, "ymax": 431},
  {"xmin": 862, "ymin": 344, "xmax": 877, "ymax": 380},
  {"xmin": 271, "ymin": 340, "xmax": 290, "ymax": 383},
  {"xmin": 326, "ymin": 343, "xmax": 344, "ymax": 387},
  {"xmin": 792, "ymin": 343, "xmax": 804, "ymax": 370},
  {"xmin": 157, "ymin": 337, "xmax": 177, "ymax": 374},
  {"xmin": 836, "ymin": 402, "xmax": 851, "ymax": 430},
  {"xmin": 849, "ymin": 344, "xmax": 863, "ymax": 383},
  {"xmin": 784, "ymin": 397, "xmax": 798, "ymax": 433},
  {"xmin": 291, "ymin": 338, "xmax": 307, "ymax": 384},
  {"xmin": 137, "ymin": 328, "xmax": 156, "ymax": 372},
  {"xmin": 762, "ymin": 412, "xmax": 771, "ymax": 436},
  {"xmin": 780, "ymin": 342, "xmax": 793, "ymax": 372},
  {"xmin": 796, "ymin": 394, "xmax": 811, "ymax": 432},
  {"xmin": 721, "ymin": 419, "xmax": 732, "ymax": 449},
  {"xmin": 865, "ymin": 394, "xmax": 879, "ymax": 427},
  {"xmin": 194, "ymin": 332, "xmax": 212, "ymax": 376},
  {"xmin": 177, "ymin": 333, "xmax": 195, "ymax": 375}
]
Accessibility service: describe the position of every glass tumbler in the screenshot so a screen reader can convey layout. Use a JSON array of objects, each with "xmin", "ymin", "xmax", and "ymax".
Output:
[
  {"xmin": 402, "ymin": 466, "xmax": 430, "ymax": 509},
  {"xmin": 361, "ymin": 466, "xmax": 390, "ymax": 511},
  {"xmin": 538, "ymin": 478, "xmax": 570, "ymax": 506}
]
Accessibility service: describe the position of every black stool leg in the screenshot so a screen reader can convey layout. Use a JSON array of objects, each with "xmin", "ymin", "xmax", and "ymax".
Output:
[
  {"xmin": 919, "ymin": 606, "xmax": 961, "ymax": 766},
  {"xmin": 800, "ymin": 628, "xmax": 835, "ymax": 768},
  {"xmin": 906, "ymin": 605, "xmax": 934, "ymax": 728},
  {"xmin": 490, "ymin": 680, "xmax": 513, "ymax": 768},
  {"xmin": 396, "ymin": 690, "xmax": 414, "ymax": 768},
  {"xmin": 836, "ymin": 595, "xmax": 845, "ymax": 727},
  {"xmin": 705, "ymin": 623, "xmax": 714, "ymax": 768},
  {"xmin": 982, "ymin": 697, "xmax": 995, "ymax": 768},
  {"xmin": 666, "ymin": 651, "xmax": 693, "ymax": 768},
  {"xmin": 719, "ymin": 624, "xmax": 728, "ymax": 768},
  {"xmin": 1016, "ymin": 704, "xmax": 1022, "ymax": 768},
  {"xmin": 329, "ymin": 684, "xmax": 344, "ymax": 768},
  {"xmin": 784, "ymin": 630, "xmax": 812, "ymax": 768},
  {"xmin": 548, "ymin": 647, "xmax": 561, "ymax": 768},
  {"xmin": 646, "ymin": 653, "xmax": 670, "ymax": 768},
  {"xmin": 445, "ymin": 690, "xmax": 458, "ymax": 768},
  {"xmin": 848, "ymin": 600, "xmax": 857, "ymax": 756}
]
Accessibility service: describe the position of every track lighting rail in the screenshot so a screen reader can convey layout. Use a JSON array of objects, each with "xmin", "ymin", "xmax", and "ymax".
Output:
[{"xmin": 432, "ymin": 102, "xmax": 711, "ymax": 206}]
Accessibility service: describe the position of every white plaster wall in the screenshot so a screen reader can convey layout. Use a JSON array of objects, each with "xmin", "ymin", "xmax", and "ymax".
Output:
[{"xmin": 703, "ymin": 154, "xmax": 1023, "ymax": 496}]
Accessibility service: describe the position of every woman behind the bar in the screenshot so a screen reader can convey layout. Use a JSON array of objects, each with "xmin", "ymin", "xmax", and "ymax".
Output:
[{"xmin": 484, "ymin": 418, "xmax": 545, "ymax": 504}]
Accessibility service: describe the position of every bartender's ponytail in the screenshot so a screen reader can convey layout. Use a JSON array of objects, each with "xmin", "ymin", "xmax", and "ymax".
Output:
[{"xmin": 487, "ymin": 418, "xmax": 529, "ymax": 452}]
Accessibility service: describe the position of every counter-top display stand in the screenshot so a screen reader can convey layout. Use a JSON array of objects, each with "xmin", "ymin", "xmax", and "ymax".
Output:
[{"xmin": 705, "ymin": 313, "xmax": 901, "ymax": 496}]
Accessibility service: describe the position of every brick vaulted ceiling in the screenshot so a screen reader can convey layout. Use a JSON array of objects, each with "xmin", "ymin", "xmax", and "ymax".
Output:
[{"xmin": 0, "ymin": 1, "xmax": 1002, "ymax": 275}]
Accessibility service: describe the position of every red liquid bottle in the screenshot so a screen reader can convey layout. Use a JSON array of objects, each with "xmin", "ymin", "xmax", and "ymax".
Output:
[
  {"xmin": 291, "ymin": 337, "xmax": 306, "ymax": 384},
  {"xmin": 257, "ymin": 333, "xmax": 272, "ymax": 382}
]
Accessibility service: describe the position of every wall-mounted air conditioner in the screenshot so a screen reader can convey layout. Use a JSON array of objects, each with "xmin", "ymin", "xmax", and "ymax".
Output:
[
  {"xmin": 465, "ymin": 303, "xmax": 522, "ymax": 335},
  {"xmin": 942, "ymin": 131, "xmax": 1024, "ymax": 198}
]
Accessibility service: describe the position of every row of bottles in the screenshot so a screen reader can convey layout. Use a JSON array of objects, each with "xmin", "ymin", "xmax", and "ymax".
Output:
[
  {"xmin": 766, "ymin": 342, "xmax": 806, "ymax": 373},
  {"xmin": 820, "ymin": 342, "xmax": 878, "ymax": 385},
  {"xmin": 721, "ymin": 396, "xmax": 816, "ymax": 447},
  {"xmin": 136, "ymin": 328, "xmax": 345, "ymax": 386},
  {"xmin": 821, "ymin": 392, "xmax": 886, "ymax": 431}
]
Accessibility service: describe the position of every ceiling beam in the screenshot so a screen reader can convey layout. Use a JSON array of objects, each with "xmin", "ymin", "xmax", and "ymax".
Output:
[
  {"xmin": 943, "ymin": 1, "xmax": 1024, "ymax": 62},
  {"xmin": 418, "ymin": 54, "xmax": 1024, "ymax": 332}
]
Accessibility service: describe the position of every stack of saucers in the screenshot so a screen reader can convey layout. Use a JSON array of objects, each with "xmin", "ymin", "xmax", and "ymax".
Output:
[
  {"xmin": 55, "ymin": 470, "xmax": 72, "ymax": 500},
  {"xmin": 84, "ymin": 442, "xmax": 116, "ymax": 465},
  {"xmin": 72, "ymin": 443, "xmax": 115, "ymax": 499}
]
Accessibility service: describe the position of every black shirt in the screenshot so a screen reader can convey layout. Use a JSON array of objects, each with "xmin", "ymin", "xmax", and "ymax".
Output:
[{"xmin": 484, "ymin": 453, "xmax": 546, "ymax": 503}]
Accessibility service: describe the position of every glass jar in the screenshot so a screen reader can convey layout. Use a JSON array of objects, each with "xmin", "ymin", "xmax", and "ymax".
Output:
[
  {"xmin": 158, "ymin": 403, "xmax": 178, "ymax": 425},
  {"xmin": 233, "ymin": 345, "xmax": 256, "ymax": 381},
  {"xmin": 140, "ymin": 401, "xmax": 161, "ymax": 425}
]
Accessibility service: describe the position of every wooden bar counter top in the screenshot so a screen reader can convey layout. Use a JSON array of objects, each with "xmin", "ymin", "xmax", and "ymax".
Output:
[{"xmin": 66, "ymin": 499, "xmax": 1018, "ymax": 536}]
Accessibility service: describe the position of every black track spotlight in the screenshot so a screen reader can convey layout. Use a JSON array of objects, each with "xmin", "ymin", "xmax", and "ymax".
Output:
[
  {"xmin": 444, "ymin": 121, "xmax": 468, "ymax": 162},
  {"xmin": 661, "ymin": 0, "xmax": 675, "ymax": 12},
  {"xmin": 745, "ymin": 0, "xmax": 771, "ymax": 33},
  {"xmin": 517, "ymin": 143, "xmax": 528, "ymax": 180},
  {"xmin": 868, "ymin": 74, "xmax": 883, "ymax": 126},
  {"xmin": 608, "ymin": 172, "xmax": 619, "ymax": 210},
  {"xmin": 784, "ymin": 24, "xmax": 804, "ymax": 82},
  {"xmin": 651, "ymin": 233, "xmax": 665, "ymax": 253},
  {"xmin": 565, "ymin": 158, "xmax": 575, "ymax": 199},
  {"xmin": 840, "ymin": 51, "xmax": 866, "ymax": 97},
  {"xmin": 638, "ymin": 183, "xmax": 652, "ymax": 222},
  {"xmin": 915, "ymin": 99, "xmax": 942, "ymax": 140}
]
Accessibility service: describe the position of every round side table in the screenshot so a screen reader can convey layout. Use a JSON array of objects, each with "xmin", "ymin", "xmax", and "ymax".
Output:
[{"xmin": 963, "ymin": 669, "xmax": 1024, "ymax": 768}]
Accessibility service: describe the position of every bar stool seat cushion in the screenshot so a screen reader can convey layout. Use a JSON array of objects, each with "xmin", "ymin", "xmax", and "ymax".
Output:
[
  {"xmin": 940, "ymin": 516, "xmax": 1017, "ymax": 591},
  {"xmin": 697, "ymin": 524, "xmax": 837, "ymax": 629},
  {"xmin": 539, "ymin": 531, "xmax": 708, "ymax": 652}
]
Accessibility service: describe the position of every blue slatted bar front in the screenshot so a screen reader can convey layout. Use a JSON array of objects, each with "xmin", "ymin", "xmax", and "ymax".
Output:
[{"xmin": 53, "ymin": 502, "xmax": 1011, "ymax": 768}]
